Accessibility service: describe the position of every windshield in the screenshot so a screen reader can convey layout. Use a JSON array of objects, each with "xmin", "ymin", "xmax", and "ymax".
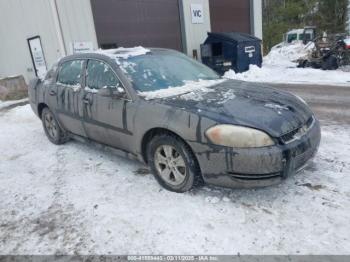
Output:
[
  {"xmin": 287, "ymin": 33, "xmax": 298, "ymax": 43},
  {"xmin": 118, "ymin": 51, "xmax": 220, "ymax": 92}
]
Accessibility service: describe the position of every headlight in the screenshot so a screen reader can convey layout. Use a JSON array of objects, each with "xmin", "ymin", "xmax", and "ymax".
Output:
[{"xmin": 205, "ymin": 125, "xmax": 275, "ymax": 148}]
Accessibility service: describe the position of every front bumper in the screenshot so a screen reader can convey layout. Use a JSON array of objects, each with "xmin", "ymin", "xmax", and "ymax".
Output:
[{"xmin": 188, "ymin": 119, "xmax": 321, "ymax": 189}]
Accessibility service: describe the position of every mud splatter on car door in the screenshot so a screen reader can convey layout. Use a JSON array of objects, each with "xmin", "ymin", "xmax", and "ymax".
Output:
[
  {"xmin": 56, "ymin": 59, "xmax": 86, "ymax": 136},
  {"xmin": 82, "ymin": 59, "xmax": 134, "ymax": 151}
]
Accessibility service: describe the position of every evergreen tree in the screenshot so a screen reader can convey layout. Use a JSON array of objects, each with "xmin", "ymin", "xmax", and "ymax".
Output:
[{"xmin": 315, "ymin": 0, "xmax": 348, "ymax": 33}]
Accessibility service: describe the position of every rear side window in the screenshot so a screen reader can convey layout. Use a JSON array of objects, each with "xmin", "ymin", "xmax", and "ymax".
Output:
[
  {"xmin": 86, "ymin": 60, "xmax": 119, "ymax": 90},
  {"xmin": 57, "ymin": 60, "xmax": 84, "ymax": 86},
  {"xmin": 44, "ymin": 63, "xmax": 58, "ymax": 81}
]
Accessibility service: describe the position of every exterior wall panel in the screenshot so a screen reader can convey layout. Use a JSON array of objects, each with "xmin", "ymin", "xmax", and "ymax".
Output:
[
  {"xmin": 0, "ymin": 0, "xmax": 98, "ymax": 82},
  {"xmin": 179, "ymin": 0, "xmax": 211, "ymax": 59},
  {"xmin": 0, "ymin": 0, "xmax": 61, "ymax": 82},
  {"xmin": 56, "ymin": 0, "xmax": 99, "ymax": 54}
]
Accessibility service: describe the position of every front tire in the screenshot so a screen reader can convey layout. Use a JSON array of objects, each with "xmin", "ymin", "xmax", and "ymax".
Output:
[
  {"xmin": 41, "ymin": 107, "xmax": 68, "ymax": 145},
  {"xmin": 147, "ymin": 134, "xmax": 202, "ymax": 193}
]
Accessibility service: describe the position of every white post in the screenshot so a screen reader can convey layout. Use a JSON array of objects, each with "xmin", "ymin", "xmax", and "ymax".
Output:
[{"xmin": 252, "ymin": 0, "xmax": 263, "ymax": 39}]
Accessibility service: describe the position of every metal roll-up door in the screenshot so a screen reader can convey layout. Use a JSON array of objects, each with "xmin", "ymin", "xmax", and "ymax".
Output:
[
  {"xmin": 209, "ymin": 0, "xmax": 251, "ymax": 34},
  {"xmin": 90, "ymin": 0, "xmax": 183, "ymax": 51}
]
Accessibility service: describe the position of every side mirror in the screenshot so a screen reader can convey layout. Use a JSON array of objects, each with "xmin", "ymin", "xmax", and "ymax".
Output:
[
  {"xmin": 111, "ymin": 87, "xmax": 126, "ymax": 99},
  {"xmin": 98, "ymin": 86, "xmax": 126, "ymax": 99}
]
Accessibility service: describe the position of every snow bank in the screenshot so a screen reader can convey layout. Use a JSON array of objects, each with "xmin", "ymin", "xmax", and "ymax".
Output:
[
  {"xmin": 225, "ymin": 65, "xmax": 350, "ymax": 86},
  {"xmin": 138, "ymin": 79, "xmax": 226, "ymax": 100},
  {"xmin": 224, "ymin": 42, "xmax": 350, "ymax": 86},
  {"xmin": 264, "ymin": 42, "xmax": 313, "ymax": 67}
]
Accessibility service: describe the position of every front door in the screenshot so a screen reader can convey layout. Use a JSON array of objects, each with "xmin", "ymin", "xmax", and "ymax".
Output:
[
  {"xmin": 55, "ymin": 59, "xmax": 86, "ymax": 137},
  {"xmin": 82, "ymin": 59, "xmax": 134, "ymax": 151}
]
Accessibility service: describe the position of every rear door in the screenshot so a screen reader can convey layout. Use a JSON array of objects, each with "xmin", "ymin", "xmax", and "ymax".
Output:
[
  {"xmin": 55, "ymin": 59, "xmax": 86, "ymax": 137},
  {"xmin": 82, "ymin": 59, "xmax": 134, "ymax": 151}
]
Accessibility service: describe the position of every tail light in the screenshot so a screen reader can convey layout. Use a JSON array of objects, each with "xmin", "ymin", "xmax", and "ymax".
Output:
[{"xmin": 344, "ymin": 38, "xmax": 350, "ymax": 49}]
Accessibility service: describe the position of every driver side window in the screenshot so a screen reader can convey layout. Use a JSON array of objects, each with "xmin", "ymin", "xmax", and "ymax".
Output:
[{"xmin": 86, "ymin": 60, "xmax": 120, "ymax": 90}]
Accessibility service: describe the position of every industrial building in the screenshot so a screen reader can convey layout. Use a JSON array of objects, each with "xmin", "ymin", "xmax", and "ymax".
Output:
[{"xmin": 0, "ymin": 0, "xmax": 262, "ymax": 82}]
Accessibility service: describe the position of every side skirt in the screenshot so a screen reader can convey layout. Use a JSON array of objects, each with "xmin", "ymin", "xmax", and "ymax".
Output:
[{"xmin": 68, "ymin": 133, "xmax": 143, "ymax": 163}]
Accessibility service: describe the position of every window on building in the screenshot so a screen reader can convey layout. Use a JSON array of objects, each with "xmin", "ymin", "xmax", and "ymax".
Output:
[
  {"xmin": 57, "ymin": 60, "xmax": 84, "ymax": 86},
  {"xmin": 86, "ymin": 60, "xmax": 120, "ymax": 90}
]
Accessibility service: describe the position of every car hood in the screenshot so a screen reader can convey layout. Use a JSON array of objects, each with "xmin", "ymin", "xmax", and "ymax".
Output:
[{"xmin": 158, "ymin": 80, "xmax": 313, "ymax": 138}]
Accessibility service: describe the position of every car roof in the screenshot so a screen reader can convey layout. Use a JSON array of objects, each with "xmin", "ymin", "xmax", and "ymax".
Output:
[
  {"xmin": 287, "ymin": 29, "xmax": 304, "ymax": 34},
  {"xmin": 59, "ymin": 47, "xmax": 175, "ymax": 64}
]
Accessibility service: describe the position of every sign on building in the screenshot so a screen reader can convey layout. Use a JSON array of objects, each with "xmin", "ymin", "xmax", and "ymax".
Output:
[
  {"xmin": 27, "ymin": 36, "xmax": 47, "ymax": 79},
  {"xmin": 72, "ymin": 41, "xmax": 94, "ymax": 54},
  {"xmin": 191, "ymin": 4, "xmax": 204, "ymax": 24}
]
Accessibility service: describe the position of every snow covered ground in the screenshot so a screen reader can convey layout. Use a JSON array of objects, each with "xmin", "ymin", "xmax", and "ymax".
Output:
[
  {"xmin": 1, "ymin": 104, "xmax": 350, "ymax": 255},
  {"xmin": 224, "ymin": 43, "xmax": 350, "ymax": 86}
]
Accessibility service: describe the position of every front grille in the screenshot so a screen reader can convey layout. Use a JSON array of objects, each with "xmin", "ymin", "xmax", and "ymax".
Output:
[
  {"xmin": 280, "ymin": 129, "xmax": 299, "ymax": 143},
  {"xmin": 280, "ymin": 116, "xmax": 314, "ymax": 144}
]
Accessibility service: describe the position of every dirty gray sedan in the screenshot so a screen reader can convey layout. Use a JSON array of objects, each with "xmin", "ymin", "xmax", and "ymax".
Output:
[{"xmin": 29, "ymin": 47, "xmax": 321, "ymax": 192}]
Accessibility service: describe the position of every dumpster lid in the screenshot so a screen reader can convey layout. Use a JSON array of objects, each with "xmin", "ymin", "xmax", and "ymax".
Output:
[{"xmin": 207, "ymin": 32, "xmax": 261, "ymax": 43}]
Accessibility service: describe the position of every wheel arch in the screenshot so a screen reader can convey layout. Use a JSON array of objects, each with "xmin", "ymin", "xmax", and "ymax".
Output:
[
  {"xmin": 141, "ymin": 127, "xmax": 198, "ymax": 166},
  {"xmin": 37, "ymin": 103, "xmax": 48, "ymax": 119}
]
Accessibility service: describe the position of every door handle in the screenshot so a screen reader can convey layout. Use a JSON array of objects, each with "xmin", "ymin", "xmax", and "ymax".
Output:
[
  {"xmin": 49, "ymin": 90, "xmax": 57, "ymax": 96},
  {"xmin": 83, "ymin": 98, "xmax": 91, "ymax": 105}
]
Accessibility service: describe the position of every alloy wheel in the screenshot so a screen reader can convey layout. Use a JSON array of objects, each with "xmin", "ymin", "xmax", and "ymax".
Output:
[
  {"xmin": 44, "ymin": 112, "xmax": 58, "ymax": 140},
  {"xmin": 154, "ymin": 145, "xmax": 187, "ymax": 186}
]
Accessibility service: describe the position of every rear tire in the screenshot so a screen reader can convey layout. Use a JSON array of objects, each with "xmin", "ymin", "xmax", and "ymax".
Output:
[
  {"xmin": 41, "ymin": 107, "xmax": 68, "ymax": 145},
  {"xmin": 147, "ymin": 134, "xmax": 202, "ymax": 193}
]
